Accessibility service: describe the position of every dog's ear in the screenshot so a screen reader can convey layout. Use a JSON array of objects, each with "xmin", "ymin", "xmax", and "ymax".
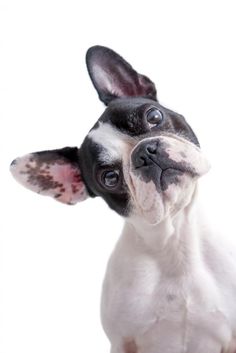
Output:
[
  {"xmin": 10, "ymin": 147, "xmax": 89, "ymax": 204},
  {"xmin": 86, "ymin": 45, "xmax": 157, "ymax": 105}
]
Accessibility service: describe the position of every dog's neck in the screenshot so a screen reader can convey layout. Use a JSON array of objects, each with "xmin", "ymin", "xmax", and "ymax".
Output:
[{"xmin": 124, "ymin": 185, "xmax": 203, "ymax": 277}]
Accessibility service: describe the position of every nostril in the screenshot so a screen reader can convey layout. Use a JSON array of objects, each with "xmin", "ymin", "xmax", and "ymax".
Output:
[
  {"xmin": 146, "ymin": 144, "xmax": 157, "ymax": 154},
  {"xmin": 132, "ymin": 140, "xmax": 160, "ymax": 169},
  {"xmin": 140, "ymin": 156, "xmax": 148, "ymax": 166},
  {"xmin": 132, "ymin": 153, "xmax": 149, "ymax": 169}
]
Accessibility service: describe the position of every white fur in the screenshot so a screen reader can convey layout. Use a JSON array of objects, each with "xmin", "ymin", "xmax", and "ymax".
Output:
[
  {"xmin": 101, "ymin": 191, "xmax": 236, "ymax": 352},
  {"xmin": 88, "ymin": 122, "xmax": 127, "ymax": 163},
  {"xmin": 97, "ymin": 134, "xmax": 236, "ymax": 353},
  {"xmin": 11, "ymin": 124, "xmax": 236, "ymax": 352}
]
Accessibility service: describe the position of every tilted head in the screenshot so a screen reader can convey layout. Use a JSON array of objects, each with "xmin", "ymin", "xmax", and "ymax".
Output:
[{"xmin": 10, "ymin": 46, "xmax": 210, "ymax": 225}]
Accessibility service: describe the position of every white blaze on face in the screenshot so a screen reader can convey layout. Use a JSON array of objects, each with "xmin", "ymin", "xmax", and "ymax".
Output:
[{"xmin": 88, "ymin": 122, "xmax": 129, "ymax": 164}]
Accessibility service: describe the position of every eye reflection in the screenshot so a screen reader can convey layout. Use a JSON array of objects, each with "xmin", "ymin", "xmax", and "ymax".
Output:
[
  {"xmin": 102, "ymin": 169, "xmax": 120, "ymax": 188},
  {"xmin": 146, "ymin": 108, "xmax": 163, "ymax": 126}
]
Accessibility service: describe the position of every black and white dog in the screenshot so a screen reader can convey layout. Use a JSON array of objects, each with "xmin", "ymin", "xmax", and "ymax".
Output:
[{"xmin": 10, "ymin": 46, "xmax": 236, "ymax": 353}]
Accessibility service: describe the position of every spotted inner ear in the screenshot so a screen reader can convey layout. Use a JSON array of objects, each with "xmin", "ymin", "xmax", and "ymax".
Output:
[{"xmin": 10, "ymin": 147, "xmax": 89, "ymax": 205}]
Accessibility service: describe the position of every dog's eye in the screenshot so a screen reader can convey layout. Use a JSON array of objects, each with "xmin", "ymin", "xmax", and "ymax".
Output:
[
  {"xmin": 102, "ymin": 170, "xmax": 120, "ymax": 188},
  {"xmin": 146, "ymin": 108, "xmax": 163, "ymax": 126}
]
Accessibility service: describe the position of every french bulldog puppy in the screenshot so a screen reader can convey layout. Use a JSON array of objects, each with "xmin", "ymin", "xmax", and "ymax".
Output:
[{"xmin": 10, "ymin": 46, "xmax": 236, "ymax": 353}]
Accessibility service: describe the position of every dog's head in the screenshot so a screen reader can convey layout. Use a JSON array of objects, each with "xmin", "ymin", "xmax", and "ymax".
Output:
[{"xmin": 10, "ymin": 46, "xmax": 210, "ymax": 225}]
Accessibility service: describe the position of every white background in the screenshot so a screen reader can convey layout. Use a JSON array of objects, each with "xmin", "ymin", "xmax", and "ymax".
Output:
[{"xmin": 1, "ymin": 1, "xmax": 236, "ymax": 352}]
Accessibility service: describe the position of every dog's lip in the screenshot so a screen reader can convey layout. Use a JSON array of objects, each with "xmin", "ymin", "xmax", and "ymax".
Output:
[
  {"xmin": 135, "ymin": 154, "xmax": 196, "ymax": 175},
  {"xmin": 126, "ymin": 165, "xmax": 154, "ymax": 216},
  {"xmin": 132, "ymin": 159, "xmax": 196, "ymax": 193},
  {"xmin": 126, "ymin": 171, "xmax": 141, "ymax": 207},
  {"xmin": 128, "ymin": 172, "xmax": 160, "ymax": 221},
  {"xmin": 160, "ymin": 167, "xmax": 180, "ymax": 191}
]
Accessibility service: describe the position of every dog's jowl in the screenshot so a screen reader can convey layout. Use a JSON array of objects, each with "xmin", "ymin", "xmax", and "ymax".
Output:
[{"xmin": 10, "ymin": 46, "xmax": 236, "ymax": 353}]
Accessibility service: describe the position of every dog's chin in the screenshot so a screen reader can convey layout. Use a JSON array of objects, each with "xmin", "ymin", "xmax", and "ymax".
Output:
[
  {"xmin": 140, "ymin": 193, "xmax": 165, "ymax": 226},
  {"xmin": 129, "ymin": 172, "xmax": 198, "ymax": 225}
]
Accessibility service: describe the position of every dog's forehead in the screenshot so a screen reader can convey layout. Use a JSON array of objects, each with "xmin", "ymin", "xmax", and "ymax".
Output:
[
  {"xmin": 88, "ymin": 122, "xmax": 126, "ymax": 164},
  {"xmin": 85, "ymin": 97, "xmax": 158, "ymax": 164},
  {"xmin": 86, "ymin": 99, "xmax": 148, "ymax": 162},
  {"xmin": 82, "ymin": 96, "xmax": 199, "ymax": 167},
  {"xmin": 100, "ymin": 97, "xmax": 159, "ymax": 135}
]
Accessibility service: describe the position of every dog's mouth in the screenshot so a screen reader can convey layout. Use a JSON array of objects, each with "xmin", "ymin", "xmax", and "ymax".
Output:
[
  {"xmin": 132, "ymin": 156, "xmax": 197, "ymax": 193},
  {"xmin": 160, "ymin": 166, "xmax": 184, "ymax": 191},
  {"xmin": 128, "ymin": 161, "xmax": 198, "ymax": 225},
  {"xmin": 128, "ymin": 135, "xmax": 210, "ymax": 224},
  {"xmin": 129, "ymin": 134, "xmax": 205, "ymax": 194}
]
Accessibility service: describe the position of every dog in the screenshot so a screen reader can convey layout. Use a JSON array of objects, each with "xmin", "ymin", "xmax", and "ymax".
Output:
[{"xmin": 10, "ymin": 46, "xmax": 236, "ymax": 353}]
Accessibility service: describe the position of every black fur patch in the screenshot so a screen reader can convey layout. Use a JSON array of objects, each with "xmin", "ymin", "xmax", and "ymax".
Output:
[
  {"xmin": 79, "ymin": 97, "xmax": 199, "ymax": 215},
  {"xmin": 98, "ymin": 97, "xmax": 199, "ymax": 146},
  {"xmin": 79, "ymin": 137, "xmax": 130, "ymax": 216}
]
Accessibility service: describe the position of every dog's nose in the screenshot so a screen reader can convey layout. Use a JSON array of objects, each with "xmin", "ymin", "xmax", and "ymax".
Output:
[{"xmin": 132, "ymin": 140, "xmax": 159, "ymax": 169}]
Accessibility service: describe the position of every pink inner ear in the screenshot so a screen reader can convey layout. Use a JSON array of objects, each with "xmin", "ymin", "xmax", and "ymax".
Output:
[
  {"xmin": 37, "ymin": 161, "xmax": 88, "ymax": 204},
  {"xmin": 92, "ymin": 64, "xmax": 125, "ymax": 97},
  {"xmin": 10, "ymin": 154, "xmax": 88, "ymax": 205}
]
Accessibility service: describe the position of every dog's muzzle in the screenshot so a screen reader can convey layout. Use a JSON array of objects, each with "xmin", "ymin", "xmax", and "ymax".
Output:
[{"xmin": 131, "ymin": 138, "xmax": 193, "ymax": 191}]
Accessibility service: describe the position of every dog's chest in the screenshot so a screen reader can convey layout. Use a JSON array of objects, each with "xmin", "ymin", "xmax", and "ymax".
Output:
[
  {"xmin": 101, "ymin": 235, "xmax": 232, "ymax": 352},
  {"xmin": 101, "ymin": 251, "xmax": 160, "ymax": 336}
]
